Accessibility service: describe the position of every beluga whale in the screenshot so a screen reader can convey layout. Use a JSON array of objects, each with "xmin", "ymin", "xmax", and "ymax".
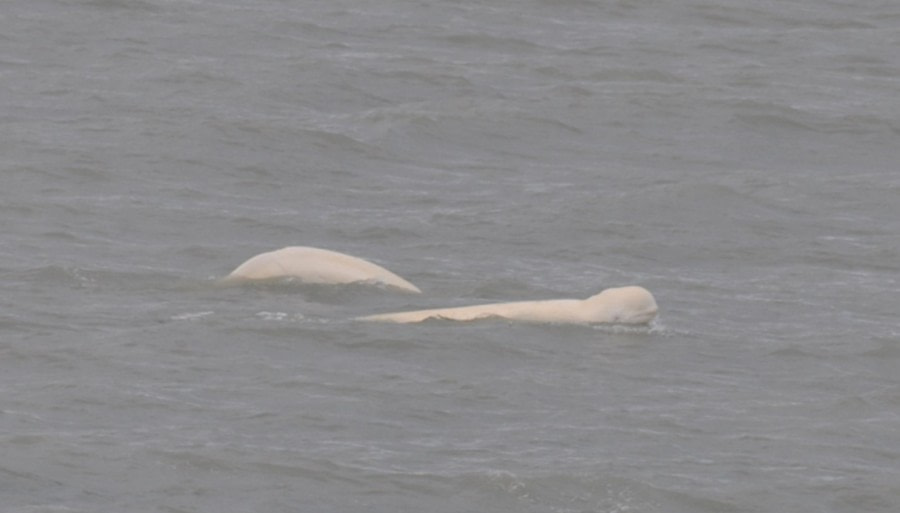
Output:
[
  {"xmin": 220, "ymin": 246, "xmax": 421, "ymax": 293},
  {"xmin": 358, "ymin": 286, "xmax": 657, "ymax": 325}
]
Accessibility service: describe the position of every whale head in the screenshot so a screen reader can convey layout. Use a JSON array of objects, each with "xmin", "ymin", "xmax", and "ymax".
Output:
[{"xmin": 583, "ymin": 286, "xmax": 658, "ymax": 324}]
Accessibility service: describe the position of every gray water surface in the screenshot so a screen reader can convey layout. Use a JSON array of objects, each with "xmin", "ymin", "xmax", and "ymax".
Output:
[{"xmin": 2, "ymin": 1, "xmax": 899, "ymax": 512}]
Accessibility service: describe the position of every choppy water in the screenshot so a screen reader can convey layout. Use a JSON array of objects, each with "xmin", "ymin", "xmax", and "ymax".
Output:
[{"xmin": 2, "ymin": 1, "xmax": 899, "ymax": 512}]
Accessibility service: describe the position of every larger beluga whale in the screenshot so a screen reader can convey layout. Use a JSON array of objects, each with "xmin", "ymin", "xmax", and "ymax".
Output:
[
  {"xmin": 221, "ymin": 246, "xmax": 421, "ymax": 293},
  {"xmin": 358, "ymin": 285, "xmax": 657, "ymax": 325}
]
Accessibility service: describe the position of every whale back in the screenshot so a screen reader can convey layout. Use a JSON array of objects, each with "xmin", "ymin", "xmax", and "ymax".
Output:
[
  {"xmin": 360, "ymin": 288, "xmax": 657, "ymax": 325},
  {"xmin": 583, "ymin": 286, "xmax": 658, "ymax": 324},
  {"xmin": 224, "ymin": 246, "xmax": 421, "ymax": 293}
]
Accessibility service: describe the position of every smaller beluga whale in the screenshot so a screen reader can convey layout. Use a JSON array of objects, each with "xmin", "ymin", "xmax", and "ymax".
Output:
[
  {"xmin": 358, "ymin": 286, "xmax": 657, "ymax": 325},
  {"xmin": 220, "ymin": 246, "xmax": 421, "ymax": 293}
]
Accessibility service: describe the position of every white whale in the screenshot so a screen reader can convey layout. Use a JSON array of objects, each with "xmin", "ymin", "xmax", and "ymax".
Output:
[
  {"xmin": 221, "ymin": 246, "xmax": 421, "ymax": 293},
  {"xmin": 358, "ymin": 286, "xmax": 657, "ymax": 325}
]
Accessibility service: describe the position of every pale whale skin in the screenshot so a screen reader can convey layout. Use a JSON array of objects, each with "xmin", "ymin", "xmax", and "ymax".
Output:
[
  {"xmin": 358, "ymin": 286, "xmax": 657, "ymax": 325},
  {"xmin": 221, "ymin": 246, "xmax": 421, "ymax": 293}
]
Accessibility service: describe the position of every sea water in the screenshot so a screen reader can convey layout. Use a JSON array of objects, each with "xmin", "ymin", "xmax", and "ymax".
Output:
[{"xmin": 2, "ymin": 1, "xmax": 899, "ymax": 511}]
